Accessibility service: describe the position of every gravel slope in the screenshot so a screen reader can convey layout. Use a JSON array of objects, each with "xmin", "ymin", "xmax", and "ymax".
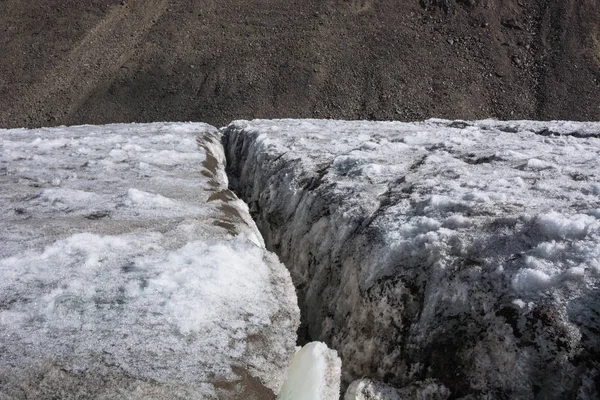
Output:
[{"xmin": 1, "ymin": 0, "xmax": 599, "ymax": 128}]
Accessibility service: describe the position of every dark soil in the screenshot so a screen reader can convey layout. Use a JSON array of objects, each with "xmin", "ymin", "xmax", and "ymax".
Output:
[{"xmin": 1, "ymin": 0, "xmax": 599, "ymax": 128}]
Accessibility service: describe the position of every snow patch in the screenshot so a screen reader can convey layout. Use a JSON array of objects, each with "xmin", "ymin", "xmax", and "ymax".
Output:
[
  {"xmin": 127, "ymin": 188, "xmax": 178, "ymax": 208},
  {"xmin": 536, "ymin": 212, "xmax": 596, "ymax": 240},
  {"xmin": 512, "ymin": 268, "xmax": 553, "ymax": 292}
]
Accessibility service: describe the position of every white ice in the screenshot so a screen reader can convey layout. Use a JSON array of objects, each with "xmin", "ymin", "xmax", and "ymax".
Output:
[
  {"xmin": 278, "ymin": 342, "xmax": 342, "ymax": 400},
  {"xmin": 227, "ymin": 118, "xmax": 600, "ymax": 294},
  {"xmin": 0, "ymin": 122, "xmax": 299, "ymax": 398}
]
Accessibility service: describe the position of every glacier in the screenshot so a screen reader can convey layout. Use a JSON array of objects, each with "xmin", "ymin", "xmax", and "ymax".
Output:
[
  {"xmin": 0, "ymin": 123, "xmax": 302, "ymax": 399},
  {"xmin": 223, "ymin": 118, "xmax": 600, "ymax": 399},
  {"xmin": 2, "ymin": 117, "xmax": 600, "ymax": 399}
]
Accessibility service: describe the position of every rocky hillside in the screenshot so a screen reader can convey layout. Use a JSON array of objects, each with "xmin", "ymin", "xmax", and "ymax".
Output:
[{"xmin": 1, "ymin": 0, "xmax": 599, "ymax": 128}]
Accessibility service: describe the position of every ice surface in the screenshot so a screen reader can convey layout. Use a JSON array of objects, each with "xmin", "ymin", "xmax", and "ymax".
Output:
[
  {"xmin": 277, "ymin": 342, "xmax": 341, "ymax": 400},
  {"xmin": 0, "ymin": 123, "xmax": 299, "ymax": 399},
  {"xmin": 344, "ymin": 378, "xmax": 450, "ymax": 400},
  {"xmin": 224, "ymin": 118, "xmax": 600, "ymax": 399}
]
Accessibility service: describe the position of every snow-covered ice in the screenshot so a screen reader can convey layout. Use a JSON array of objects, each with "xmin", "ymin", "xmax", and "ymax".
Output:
[
  {"xmin": 224, "ymin": 118, "xmax": 600, "ymax": 399},
  {"xmin": 345, "ymin": 378, "xmax": 450, "ymax": 400},
  {"xmin": 0, "ymin": 123, "xmax": 299, "ymax": 399}
]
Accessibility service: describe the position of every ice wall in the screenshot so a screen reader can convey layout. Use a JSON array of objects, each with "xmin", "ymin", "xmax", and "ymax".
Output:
[
  {"xmin": 224, "ymin": 118, "xmax": 600, "ymax": 399},
  {"xmin": 0, "ymin": 123, "xmax": 300, "ymax": 399}
]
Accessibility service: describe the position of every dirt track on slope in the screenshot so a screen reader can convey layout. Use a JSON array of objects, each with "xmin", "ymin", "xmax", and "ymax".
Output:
[{"xmin": 0, "ymin": 0, "xmax": 599, "ymax": 128}]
